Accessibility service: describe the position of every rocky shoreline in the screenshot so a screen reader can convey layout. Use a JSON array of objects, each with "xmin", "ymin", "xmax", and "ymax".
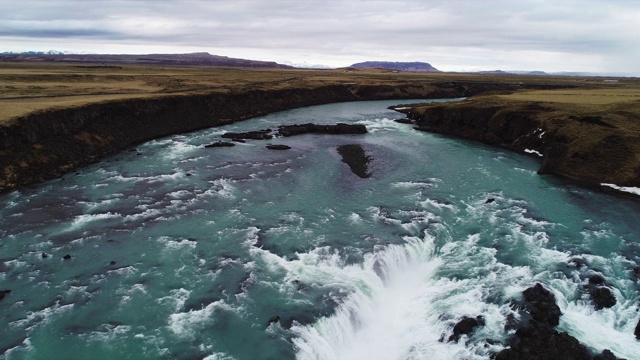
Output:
[
  {"xmin": 392, "ymin": 97, "xmax": 640, "ymax": 196},
  {"xmin": 1, "ymin": 80, "xmax": 567, "ymax": 194}
]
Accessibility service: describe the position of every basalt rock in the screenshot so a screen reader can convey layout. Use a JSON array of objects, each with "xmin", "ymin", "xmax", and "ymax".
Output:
[
  {"xmin": 586, "ymin": 276, "xmax": 617, "ymax": 310},
  {"xmin": 222, "ymin": 129, "xmax": 273, "ymax": 140},
  {"xmin": 204, "ymin": 141, "xmax": 236, "ymax": 148},
  {"xmin": 498, "ymin": 283, "xmax": 625, "ymax": 360},
  {"xmin": 401, "ymin": 97, "xmax": 640, "ymax": 193},
  {"xmin": 337, "ymin": 144, "xmax": 371, "ymax": 178},
  {"xmin": 522, "ymin": 283, "xmax": 561, "ymax": 327},
  {"xmin": 448, "ymin": 315, "xmax": 485, "ymax": 342},
  {"xmin": 496, "ymin": 324, "xmax": 593, "ymax": 360},
  {"xmin": 277, "ymin": 123, "xmax": 367, "ymax": 137},
  {"xmin": 266, "ymin": 144, "xmax": 291, "ymax": 150}
]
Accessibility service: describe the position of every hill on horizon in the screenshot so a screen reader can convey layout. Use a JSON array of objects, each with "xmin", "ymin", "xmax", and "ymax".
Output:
[
  {"xmin": 0, "ymin": 51, "xmax": 292, "ymax": 68},
  {"xmin": 349, "ymin": 61, "xmax": 440, "ymax": 72}
]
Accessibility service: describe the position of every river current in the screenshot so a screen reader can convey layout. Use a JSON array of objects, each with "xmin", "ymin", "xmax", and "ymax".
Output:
[{"xmin": 1, "ymin": 99, "xmax": 639, "ymax": 360}]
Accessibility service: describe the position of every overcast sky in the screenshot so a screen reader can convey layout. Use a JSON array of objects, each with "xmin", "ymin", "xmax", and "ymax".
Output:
[{"xmin": 1, "ymin": 0, "xmax": 639, "ymax": 75}]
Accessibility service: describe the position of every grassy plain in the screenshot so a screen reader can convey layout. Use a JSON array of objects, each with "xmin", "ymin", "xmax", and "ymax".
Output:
[{"xmin": 3, "ymin": 61, "xmax": 634, "ymax": 125}]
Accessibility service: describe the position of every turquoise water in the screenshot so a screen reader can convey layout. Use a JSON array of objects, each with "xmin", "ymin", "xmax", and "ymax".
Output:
[{"xmin": 1, "ymin": 99, "xmax": 639, "ymax": 360}]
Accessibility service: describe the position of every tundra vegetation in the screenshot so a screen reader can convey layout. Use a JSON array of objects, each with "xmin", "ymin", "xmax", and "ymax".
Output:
[{"xmin": 1, "ymin": 61, "xmax": 640, "ymax": 193}]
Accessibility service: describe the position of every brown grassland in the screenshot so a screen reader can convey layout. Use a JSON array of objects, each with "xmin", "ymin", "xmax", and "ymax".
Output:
[
  {"xmin": 2, "ymin": 61, "xmax": 640, "ymax": 192},
  {"xmin": 4, "ymin": 61, "xmax": 639, "ymax": 125}
]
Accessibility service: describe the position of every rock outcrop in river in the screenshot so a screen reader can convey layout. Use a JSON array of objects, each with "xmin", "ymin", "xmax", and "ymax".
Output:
[{"xmin": 0, "ymin": 81, "xmax": 573, "ymax": 193}]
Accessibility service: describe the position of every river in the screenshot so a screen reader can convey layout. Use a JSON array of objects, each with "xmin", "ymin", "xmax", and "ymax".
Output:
[{"xmin": 1, "ymin": 99, "xmax": 639, "ymax": 359}]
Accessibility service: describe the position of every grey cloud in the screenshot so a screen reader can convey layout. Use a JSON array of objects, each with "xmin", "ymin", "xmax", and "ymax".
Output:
[{"xmin": 0, "ymin": 0, "xmax": 638, "ymax": 75}]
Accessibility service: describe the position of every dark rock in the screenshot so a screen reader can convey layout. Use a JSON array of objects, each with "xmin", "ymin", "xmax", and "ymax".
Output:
[
  {"xmin": 569, "ymin": 257, "xmax": 587, "ymax": 268},
  {"xmin": 337, "ymin": 144, "xmax": 371, "ymax": 178},
  {"xmin": 496, "ymin": 324, "xmax": 592, "ymax": 360},
  {"xmin": 485, "ymin": 198, "xmax": 496, "ymax": 204},
  {"xmin": 448, "ymin": 315, "xmax": 485, "ymax": 342},
  {"xmin": 222, "ymin": 130, "xmax": 273, "ymax": 140},
  {"xmin": 0, "ymin": 289, "xmax": 9, "ymax": 300},
  {"xmin": 504, "ymin": 313, "xmax": 519, "ymax": 331},
  {"xmin": 266, "ymin": 144, "xmax": 291, "ymax": 150},
  {"xmin": 185, "ymin": 173, "xmax": 192, "ymax": 176},
  {"xmin": 267, "ymin": 315, "xmax": 280, "ymax": 326},
  {"xmin": 63, "ymin": 254, "xmax": 72, "ymax": 260},
  {"xmin": 634, "ymin": 318, "xmax": 640, "ymax": 339},
  {"xmin": 587, "ymin": 280, "xmax": 616, "ymax": 310},
  {"xmin": 522, "ymin": 283, "xmax": 561, "ymax": 326},
  {"xmin": 110, "ymin": 261, "xmax": 117, "ymax": 265},
  {"xmin": 594, "ymin": 349, "xmax": 624, "ymax": 360},
  {"xmin": 232, "ymin": 138, "xmax": 246, "ymax": 143},
  {"xmin": 42, "ymin": 252, "xmax": 48, "ymax": 258},
  {"xmin": 277, "ymin": 123, "xmax": 367, "ymax": 137},
  {"xmin": 394, "ymin": 118, "xmax": 414, "ymax": 124},
  {"xmin": 204, "ymin": 141, "xmax": 235, "ymax": 148}
]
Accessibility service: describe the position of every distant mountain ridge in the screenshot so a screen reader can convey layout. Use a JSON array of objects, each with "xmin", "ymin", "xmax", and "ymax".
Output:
[
  {"xmin": 0, "ymin": 51, "xmax": 292, "ymax": 68},
  {"xmin": 349, "ymin": 61, "xmax": 440, "ymax": 72}
]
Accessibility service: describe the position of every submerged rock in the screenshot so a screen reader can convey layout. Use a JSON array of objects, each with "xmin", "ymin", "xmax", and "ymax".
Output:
[
  {"xmin": 63, "ymin": 254, "xmax": 72, "ymax": 260},
  {"xmin": 267, "ymin": 315, "xmax": 280, "ymax": 326},
  {"xmin": 277, "ymin": 123, "xmax": 367, "ymax": 137},
  {"xmin": 266, "ymin": 144, "xmax": 291, "ymax": 150},
  {"xmin": 222, "ymin": 129, "xmax": 273, "ymax": 140},
  {"xmin": 448, "ymin": 315, "xmax": 485, "ymax": 342},
  {"xmin": 204, "ymin": 141, "xmax": 235, "ymax": 148},
  {"xmin": 635, "ymin": 319, "xmax": 640, "ymax": 339},
  {"xmin": 394, "ymin": 118, "xmax": 414, "ymax": 124}
]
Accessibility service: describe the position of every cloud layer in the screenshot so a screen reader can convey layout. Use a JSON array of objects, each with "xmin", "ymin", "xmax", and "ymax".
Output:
[{"xmin": 1, "ymin": 0, "xmax": 638, "ymax": 74}]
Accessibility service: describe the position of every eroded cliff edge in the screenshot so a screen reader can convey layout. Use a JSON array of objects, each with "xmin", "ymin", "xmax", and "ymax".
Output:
[
  {"xmin": 0, "ymin": 83, "xmax": 466, "ymax": 193},
  {"xmin": 399, "ymin": 96, "xmax": 640, "ymax": 192}
]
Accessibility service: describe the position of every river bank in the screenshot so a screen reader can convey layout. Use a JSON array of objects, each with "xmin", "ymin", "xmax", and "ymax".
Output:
[{"xmin": 395, "ymin": 89, "xmax": 640, "ymax": 196}]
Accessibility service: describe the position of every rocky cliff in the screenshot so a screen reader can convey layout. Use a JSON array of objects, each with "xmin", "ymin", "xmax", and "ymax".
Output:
[
  {"xmin": 0, "ymin": 83, "xmax": 465, "ymax": 193},
  {"xmin": 401, "ymin": 97, "xmax": 640, "ymax": 192}
]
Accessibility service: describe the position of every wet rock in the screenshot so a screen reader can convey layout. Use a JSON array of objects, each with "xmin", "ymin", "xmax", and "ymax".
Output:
[
  {"xmin": 635, "ymin": 318, "xmax": 640, "ymax": 339},
  {"xmin": 337, "ymin": 144, "xmax": 371, "ymax": 178},
  {"xmin": 232, "ymin": 138, "xmax": 246, "ymax": 143},
  {"xmin": 589, "ymin": 275, "xmax": 606, "ymax": 285},
  {"xmin": 266, "ymin": 144, "xmax": 291, "ymax": 150},
  {"xmin": 204, "ymin": 141, "xmax": 235, "ymax": 148},
  {"xmin": 222, "ymin": 130, "xmax": 273, "ymax": 140},
  {"xmin": 594, "ymin": 349, "xmax": 624, "ymax": 360},
  {"xmin": 590, "ymin": 287, "xmax": 616, "ymax": 309},
  {"xmin": 485, "ymin": 198, "xmax": 496, "ymax": 204},
  {"xmin": 394, "ymin": 118, "xmax": 414, "ymax": 124},
  {"xmin": 448, "ymin": 315, "xmax": 485, "ymax": 342},
  {"xmin": 586, "ymin": 276, "xmax": 617, "ymax": 310},
  {"xmin": 0, "ymin": 289, "xmax": 11, "ymax": 300},
  {"xmin": 522, "ymin": 283, "xmax": 561, "ymax": 326},
  {"xmin": 277, "ymin": 123, "xmax": 367, "ymax": 137},
  {"xmin": 63, "ymin": 254, "xmax": 72, "ymax": 260},
  {"xmin": 110, "ymin": 261, "xmax": 117, "ymax": 265},
  {"xmin": 496, "ymin": 324, "xmax": 592, "ymax": 360},
  {"xmin": 569, "ymin": 257, "xmax": 588, "ymax": 268},
  {"xmin": 267, "ymin": 315, "xmax": 280, "ymax": 326},
  {"xmin": 497, "ymin": 283, "xmax": 604, "ymax": 360},
  {"xmin": 41, "ymin": 252, "xmax": 48, "ymax": 258}
]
